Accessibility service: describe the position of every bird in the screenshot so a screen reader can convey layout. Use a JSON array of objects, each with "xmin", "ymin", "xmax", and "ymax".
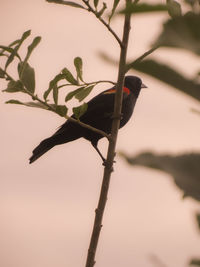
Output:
[{"xmin": 29, "ymin": 75, "xmax": 147, "ymax": 164}]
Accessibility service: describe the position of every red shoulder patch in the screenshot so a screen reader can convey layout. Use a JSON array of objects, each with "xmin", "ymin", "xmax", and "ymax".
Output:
[
  {"xmin": 123, "ymin": 86, "xmax": 130, "ymax": 95},
  {"xmin": 104, "ymin": 87, "xmax": 130, "ymax": 95}
]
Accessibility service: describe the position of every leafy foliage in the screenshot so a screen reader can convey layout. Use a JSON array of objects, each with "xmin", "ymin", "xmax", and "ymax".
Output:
[{"xmin": 120, "ymin": 151, "xmax": 200, "ymax": 202}]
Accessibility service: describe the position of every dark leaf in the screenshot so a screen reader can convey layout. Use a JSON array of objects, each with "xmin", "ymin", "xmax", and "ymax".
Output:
[
  {"xmin": 0, "ymin": 68, "xmax": 5, "ymax": 78},
  {"xmin": 52, "ymin": 104, "xmax": 68, "ymax": 117},
  {"xmin": 196, "ymin": 213, "xmax": 200, "ymax": 230},
  {"xmin": 46, "ymin": 0, "xmax": 85, "ymax": 9},
  {"xmin": 5, "ymin": 30, "xmax": 31, "ymax": 69},
  {"xmin": 167, "ymin": 0, "xmax": 182, "ymax": 18},
  {"xmin": 43, "ymin": 73, "xmax": 66, "ymax": 100},
  {"xmin": 75, "ymin": 85, "xmax": 94, "ymax": 102},
  {"xmin": 0, "ymin": 46, "xmax": 21, "ymax": 61},
  {"xmin": 129, "ymin": 58, "xmax": 200, "ymax": 102},
  {"xmin": 73, "ymin": 102, "xmax": 88, "ymax": 119},
  {"xmin": 93, "ymin": 0, "xmax": 99, "ymax": 8},
  {"xmin": 53, "ymin": 85, "xmax": 58, "ymax": 105},
  {"xmin": 24, "ymin": 36, "xmax": 41, "ymax": 63},
  {"xmin": 74, "ymin": 57, "xmax": 83, "ymax": 82},
  {"xmin": 109, "ymin": 0, "xmax": 120, "ymax": 23},
  {"xmin": 154, "ymin": 13, "xmax": 200, "ymax": 55},
  {"xmin": 18, "ymin": 62, "xmax": 35, "ymax": 93},
  {"xmin": 62, "ymin": 67, "xmax": 78, "ymax": 85},
  {"xmin": 5, "ymin": 100, "xmax": 47, "ymax": 110},
  {"xmin": 120, "ymin": 151, "xmax": 200, "ymax": 202},
  {"xmin": 120, "ymin": 3, "xmax": 167, "ymax": 14},
  {"xmin": 65, "ymin": 86, "xmax": 85, "ymax": 102},
  {"xmin": 3, "ymin": 80, "xmax": 24, "ymax": 93},
  {"xmin": 190, "ymin": 259, "xmax": 200, "ymax": 266}
]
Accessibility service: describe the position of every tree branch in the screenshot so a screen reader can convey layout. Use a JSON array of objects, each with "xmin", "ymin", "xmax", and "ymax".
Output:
[{"xmin": 85, "ymin": 1, "xmax": 132, "ymax": 266}]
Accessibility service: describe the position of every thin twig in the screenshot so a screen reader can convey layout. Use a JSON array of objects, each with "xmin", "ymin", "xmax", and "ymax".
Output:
[
  {"xmin": 85, "ymin": 1, "xmax": 132, "ymax": 267},
  {"xmin": 57, "ymin": 79, "xmax": 116, "ymax": 90},
  {"xmin": 81, "ymin": 0, "xmax": 123, "ymax": 47}
]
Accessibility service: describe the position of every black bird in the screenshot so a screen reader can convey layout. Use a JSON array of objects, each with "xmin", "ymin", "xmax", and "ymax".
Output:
[{"xmin": 29, "ymin": 75, "xmax": 146, "ymax": 164}]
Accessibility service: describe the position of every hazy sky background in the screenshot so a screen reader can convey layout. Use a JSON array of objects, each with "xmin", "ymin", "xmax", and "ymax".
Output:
[{"xmin": 1, "ymin": 1, "xmax": 200, "ymax": 267}]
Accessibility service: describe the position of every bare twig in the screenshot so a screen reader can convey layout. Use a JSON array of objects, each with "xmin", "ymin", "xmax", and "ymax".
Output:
[
  {"xmin": 81, "ymin": 0, "xmax": 123, "ymax": 47},
  {"xmin": 85, "ymin": 1, "xmax": 132, "ymax": 267}
]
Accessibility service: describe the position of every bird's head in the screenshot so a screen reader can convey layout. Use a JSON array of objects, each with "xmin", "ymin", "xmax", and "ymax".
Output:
[{"xmin": 124, "ymin": 75, "xmax": 147, "ymax": 97}]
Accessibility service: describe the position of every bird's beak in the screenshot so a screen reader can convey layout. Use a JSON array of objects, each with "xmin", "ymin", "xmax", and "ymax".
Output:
[{"xmin": 141, "ymin": 83, "xmax": 147, "ymax": 88}]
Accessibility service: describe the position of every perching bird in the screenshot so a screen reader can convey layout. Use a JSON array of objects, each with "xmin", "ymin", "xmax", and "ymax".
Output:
[{"xmin": 29, "ymin": 75, "xmax": 147, "ymax": 164}]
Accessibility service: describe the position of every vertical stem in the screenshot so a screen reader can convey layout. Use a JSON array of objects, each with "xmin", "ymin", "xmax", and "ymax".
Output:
[{"xmin": 85, "ymin": 1, "xmax": 132, "ymax": 267}]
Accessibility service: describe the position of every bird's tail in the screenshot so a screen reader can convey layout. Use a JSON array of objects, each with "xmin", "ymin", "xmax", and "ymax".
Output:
[{"xmin": 29, "ymin": 136, "xmax": 57, "ymax": 164}]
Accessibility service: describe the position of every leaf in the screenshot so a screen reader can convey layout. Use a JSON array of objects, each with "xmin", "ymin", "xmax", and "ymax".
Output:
[
  {"xmin": 53, "ymin": 85, "xmax": 58, "ymax": 105},
  {"xmin": 190, "ymin": 259, "xmax": 200, "ymax": 266},
  {"xmin": 73, "ymin": 102, "xmax": 88, "ymax": 119},
  {"xmin": 65, "ymin": 86, "xmax": 85, "ymax": 102},
  {"xmin": 62, "ymin": 68, "xmax": 78, "ymax": 85},
  {"xmin": 75, "ymin": 85, "xmax": 94, "ymax": 102},
  {"xmin": 0, "ymin": 68, "xmax": 5, "ymax": 78},
  {"xmin": 196, "ymin": 213, "xmax": 200, "ymax": 230},
  {"xmin": 18, "ymin": 62, "xmax": 35, "ymax": 93},
  {"xmin": 46, "ymin": 0, "xmax": 85, "ymax": 9},
  {"xmin": 24, "ymin": 36, "xmax": 41, "ymax": 63},
  {"xmin": 5, "ymin": 30, "xmax": 31, "ymax": 69},
  {"xmin": 43, "ymin": 73, "xmax": 66, "ymax": 100},
  {"xmin": 129, "ymin": 58, "xmax": 200, "ymax": 102},
  {"xmin": 51, "ymin": 104, "xmax": 68, "ymax": 117},
  {"xmin": 109, "ymin": 0, "xmax": 120, "ymax": 23},
  {"xmin": 74, "ymin": 57, "xmax": 83, "ymax": 82},
  {"xmin": 3, "ymin": 80, "xmax": 24, "ymax": 93},
  {"xmin": 154, "ymin": 13, "xmax": 200, "ymax": 55},
  {"xmin": 0, "ymin": 46, "xmax": 21, "ymax": 61},
  {"xmin": 167, "ymin": 0, "xmax": 182, "ymax": 18},
  {"xmin": 5, "ymin": 99, "xmax": 47, "ymax": 109},
  {"xmin": 120, "ymin": 151, "xmax": 200, "ymax": 202},
  {"xmin": 120, "ymin": 3, "xmax": 167, "ymax": 14},
  {"xmin": 93, "ymin": 0, "xmax": 99, "ymax": 8}
]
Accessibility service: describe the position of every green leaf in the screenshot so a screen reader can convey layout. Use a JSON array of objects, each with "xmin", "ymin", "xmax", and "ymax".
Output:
[
  {"xmin": 93, "ymin": 0, "xmax": 99, "ymax": 8},
  {"xmin": 65, "ymin": 86, "xmax": 85, "ymax": 102},
  {"xmin": 190, "ymin": 259, "xmax": 200, "ymax": 266},
  {"xmin": 73, "ymin": 102, "xmax": 88, "ymax": 119},
  {"xmin": 18, "ymin": 62, "xmax": 35, "ymax": 93},
  {"xmin": 154, "ymin": 13, "xmax": 200, "ymax": 55},
  {"xmin": 109, "ymin": 0, "xmax": 120, "ymax": 23},
  {"xmin": 24, "ymin": 36, "xmax": 41, "ymax": 63},
  {"xmin": 129, "ymin": 58, "xmax": 200, "ymax": 102},
  {"xmin": 5, "ymin": 30, "xmax": 31, "ymax": 69},
  {"xmin": 43, "ymin": 73, "xmax": 66, "ymax": 100},
  {"xmin": 75, "ymin": 85, "xmax": 94, "ymax": 102},
  {"xmin": 0, "ymin": 45, "xmax": 21, "ymax": 61},
  {"xmin": 3, "ymin": 80, "xmax": 24, "ymax": 93},
  {"xmin": 51, "ymin": 104, "xmax": 68, "ymax": 117},
  {"xmin": 167, "ymin": 0, "xmax": 182, "ymax": 18},
  {"xmin": 120, "ymin": 151, "xmax": 200, "ymax": 202},
  {"xmin": 53, "ymin": 85, "xmax": 58, "ymax": 105},
  {"xmin": 74, "ymin": 57, "xmax": 83, "ymax": 82},
  {"xmin": 46, "ymin": 0, "xmax": 85, "ymax": 9},
  {"xmin": 6, "ymin": 99, "xmax": 48, "ymax": 110},
  {"xmin": 0, "ymin": 68, "xmax": 5, "ymax": 78},
  {"xmin": 62, "ymin": 67, "xmax": 78, "ymax": 85},
  {"xmin": 120, "ymin": 3, "xmax": 167, "ymax": 14}
]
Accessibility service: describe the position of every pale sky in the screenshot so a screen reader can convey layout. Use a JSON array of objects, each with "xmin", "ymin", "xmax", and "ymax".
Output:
[{"xmin": 1, "ymin": 1, "xmax": 200, "ymax": 267}]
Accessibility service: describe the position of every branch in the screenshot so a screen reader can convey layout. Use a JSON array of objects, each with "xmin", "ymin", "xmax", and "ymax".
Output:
[
  {"xmin": 85, "ymin": 1, "xmax": 132, "ymax": 266},
  {"xmin": 81, "ymin": 0, "xmax": 123, "ymax": 47}
]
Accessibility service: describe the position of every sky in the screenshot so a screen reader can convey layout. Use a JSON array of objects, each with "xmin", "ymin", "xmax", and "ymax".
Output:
[{"xmin": 1, "ymin": 1, "xmax": 200, "ymax": 267}]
